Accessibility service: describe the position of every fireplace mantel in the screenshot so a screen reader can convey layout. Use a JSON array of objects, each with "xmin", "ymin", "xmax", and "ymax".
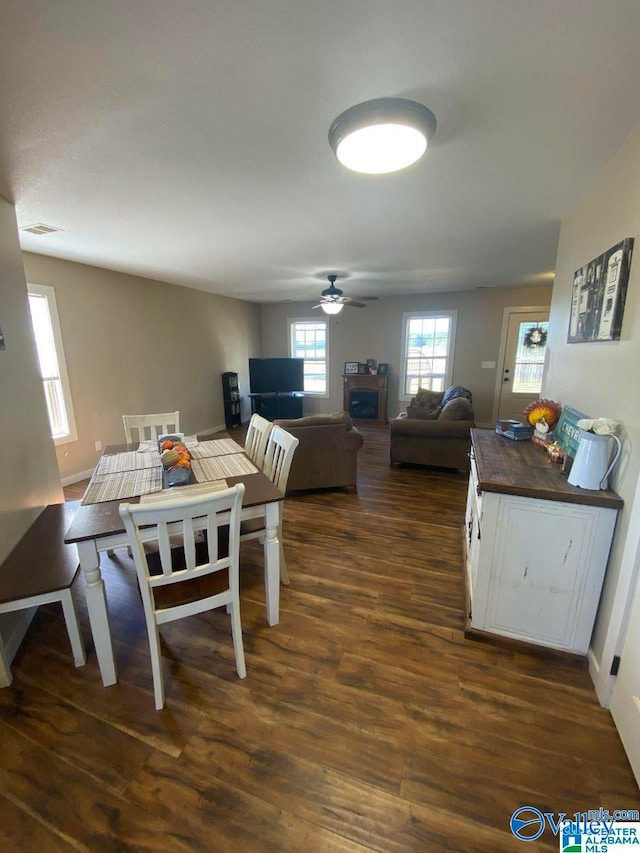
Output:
[{"xmin": 343, "ymin": 374, "xmax": 388, "ymax": 423}]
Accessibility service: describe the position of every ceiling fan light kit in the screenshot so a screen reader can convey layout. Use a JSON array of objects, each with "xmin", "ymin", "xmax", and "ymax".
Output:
[
  {"xmin": 321, "ymin": 301, "xmax": 343, "ymax": 315},
  {"xmin": 328, "ymin": 97, "xmax": 437, "ymax": 174},
  {"xmin": 313, "ymin": 274, "xmax": 370, "ymax": 314}
]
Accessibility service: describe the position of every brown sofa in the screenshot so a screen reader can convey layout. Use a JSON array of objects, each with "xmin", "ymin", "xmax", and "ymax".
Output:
[
  {"xmin": 273, "ymin": 411, "xmax": 364, "ymax": 492},
  {"xmin": 390, "ymin": 386, "xmax": 475, "ymax": 471}
]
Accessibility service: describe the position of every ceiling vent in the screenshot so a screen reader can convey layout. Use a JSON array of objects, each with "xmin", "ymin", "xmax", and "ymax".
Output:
[{"xmin": 21, "ymin": 223, "xmax": 63, "ymax": 236}]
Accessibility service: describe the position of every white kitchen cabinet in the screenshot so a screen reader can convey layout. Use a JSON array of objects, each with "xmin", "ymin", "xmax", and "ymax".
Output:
[{"xmin": 465, "ymin": 430, "xmax": 622, "ymax": 655}]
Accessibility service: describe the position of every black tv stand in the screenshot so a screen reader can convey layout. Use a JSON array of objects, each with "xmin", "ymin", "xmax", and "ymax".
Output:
[{"xmin": 248, "ymin": 392, "xmax": 304, "ymax": 421}]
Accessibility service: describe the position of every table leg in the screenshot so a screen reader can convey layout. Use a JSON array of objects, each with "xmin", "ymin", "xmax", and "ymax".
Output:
[
  {"xmin": 263, "ymin": 503, "xmax": 280, "ymax": 626},
  {"xmin": 77, "ymin": 540, "xmax": 117, "ymax": 686}
]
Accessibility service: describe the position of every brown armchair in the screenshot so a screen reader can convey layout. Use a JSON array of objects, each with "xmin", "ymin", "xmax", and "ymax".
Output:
[
  {"xmin": 273, "ymin": 411, "xmax": 364, "ymax": 492},
  {"xmin": 390, "ymin": 386, "xmax": 475, "ymax": 471}
]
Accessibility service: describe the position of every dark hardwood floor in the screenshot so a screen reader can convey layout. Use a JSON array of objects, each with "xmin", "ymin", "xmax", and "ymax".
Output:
[{"xmin": 1, "ymin": 423, "xmax": 637, "ymax": 851}]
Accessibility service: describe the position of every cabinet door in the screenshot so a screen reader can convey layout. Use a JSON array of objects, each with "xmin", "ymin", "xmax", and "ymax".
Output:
[{"xmin": 482, "ymin": 496, "xmax": 615, "ymax": 653}]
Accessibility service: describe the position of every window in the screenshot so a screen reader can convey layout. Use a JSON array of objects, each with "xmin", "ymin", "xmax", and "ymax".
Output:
[
  {"xmin": 401, "ymin": 310, "xmax": 457, "ymax": 398},
  {"xmin": 289, "ymin": 318, "xmax": 328, "ymax": 395},
  {"xmin": 27, "ymin": 283, "xmax": 77, "ymax": 444},
  {"xmin": 512, "ymin": 321, "xmax": 548, "ymax": 393}
]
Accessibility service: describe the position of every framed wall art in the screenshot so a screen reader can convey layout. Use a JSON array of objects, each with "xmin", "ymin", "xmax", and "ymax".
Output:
[{"xmin": 568, "ymin": 237, "xmax": 634, "ymax": 343}]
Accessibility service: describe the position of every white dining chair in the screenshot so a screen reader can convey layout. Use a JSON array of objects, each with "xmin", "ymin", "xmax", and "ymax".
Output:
[
  {"xmin": 122, "ymin": 411, "xmax": 180, "ymax": 444},
  {"xmin": 111, "ymin": 410, "xmax": 180, "ymax": 560},
  {"xmin": 119, "ymin": 484, "xmax": 246, "ymax": 710},
  {"xmin": 244, "ymin": 413, "xmax": 273, "ymax": 470},
  {"xmin": 240, "ymin": 425, "xmax": 299, "ymax": 586}
]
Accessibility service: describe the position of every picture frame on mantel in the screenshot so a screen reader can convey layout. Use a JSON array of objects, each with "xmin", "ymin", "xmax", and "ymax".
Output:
[
  {"xmin": 357, "ymin": 363, "xmax": 369, "ymax": 374},
  {"xmin": 377, "ymin": 363, "xmax": 389, "ymax": 376},
  {"xmin": 568, "ymin": 237, "xmax": 634, "ymax": 343},
  {"xmin": 344, "ymin": 362, "xmax": 359, "ymax": 374}
]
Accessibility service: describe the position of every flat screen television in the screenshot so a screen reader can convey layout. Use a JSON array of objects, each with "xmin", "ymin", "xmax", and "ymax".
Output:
[{"xmin": 249, "ymin": 358, "xmax": 304, "ymax": 394}]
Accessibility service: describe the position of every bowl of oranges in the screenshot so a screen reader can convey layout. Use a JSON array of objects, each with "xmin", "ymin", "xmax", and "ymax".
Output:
[{"xmin": 159, "ymin": 437, "xmax": 192, "ymax": 486}]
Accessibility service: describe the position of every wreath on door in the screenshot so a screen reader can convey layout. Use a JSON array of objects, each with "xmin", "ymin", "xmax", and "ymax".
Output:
[{"xmin": 524, "ymin": 326, "xmax": 547, "ymax": 348}]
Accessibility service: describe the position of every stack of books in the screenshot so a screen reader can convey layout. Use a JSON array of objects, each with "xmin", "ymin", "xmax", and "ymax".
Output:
[{"xmin": 495, "ymin": 419, "xmax": 534, "ymax": 441}]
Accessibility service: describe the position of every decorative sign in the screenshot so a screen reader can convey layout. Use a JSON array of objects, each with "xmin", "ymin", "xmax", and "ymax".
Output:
[
  {"xmin": 554, "ymin": 405, "xmax": 588, "ymax": 460},
  {"xmin": 568, "ymin": 237, "xmax": 634, "ymax": 343}
]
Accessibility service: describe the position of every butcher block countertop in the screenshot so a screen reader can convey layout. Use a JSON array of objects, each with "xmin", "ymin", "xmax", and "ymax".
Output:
[{"xmin": 471, "ymin": 428, "xmax": 623, "ymax": 510}]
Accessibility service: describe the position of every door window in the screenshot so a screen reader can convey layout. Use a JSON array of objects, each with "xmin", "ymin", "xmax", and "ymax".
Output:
[{"xmin": 512, "ymin": 322, "xmax": 548, "ymax": 393}]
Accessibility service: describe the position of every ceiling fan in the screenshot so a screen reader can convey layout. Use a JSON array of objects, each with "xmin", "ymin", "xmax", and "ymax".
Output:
[{"xmin": 313, "ymin": 275, "xmax": 371, "ymax": 315}]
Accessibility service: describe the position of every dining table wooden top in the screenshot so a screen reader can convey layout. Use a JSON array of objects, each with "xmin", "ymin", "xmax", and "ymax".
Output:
[{"xmin": 64, "ymin": 441, "xmax": 284, "ymax": 545}]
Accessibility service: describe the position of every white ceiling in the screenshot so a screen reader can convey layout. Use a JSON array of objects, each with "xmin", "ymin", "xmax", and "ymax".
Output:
[{"xmin": 2, "ymin": 1, "xmax": 640, "ymax": 303}]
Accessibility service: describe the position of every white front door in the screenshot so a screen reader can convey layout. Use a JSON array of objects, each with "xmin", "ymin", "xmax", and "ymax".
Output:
[
  {"xmin": 610, "ymin": 567, "xmax": 640, "ymax": 787},
  {"xmin": 497, "ymin": 309, "xmax": 550, "ymax": 421}
]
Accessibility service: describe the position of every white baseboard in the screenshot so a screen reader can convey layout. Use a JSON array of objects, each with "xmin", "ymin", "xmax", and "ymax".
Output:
[
  {"xmin": 197, "ymin": 423, "xmax": 229, "ymax": 436},
  {"xmin": 61, "ymin": 467, "xmax": 94, "ymax": 487}
]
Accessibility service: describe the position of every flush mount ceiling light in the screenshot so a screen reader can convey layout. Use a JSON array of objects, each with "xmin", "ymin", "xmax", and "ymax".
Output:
[{"xmin": 328, "ymin": 97, "xmax": 437, "ymax": 174}]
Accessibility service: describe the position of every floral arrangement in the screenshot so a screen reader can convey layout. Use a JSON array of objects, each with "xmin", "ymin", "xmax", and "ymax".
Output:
[
  {"xmin": 576, "ymin": 418, "xmax": 618, "ymax": 436},
  {"xmin": 523, "ymin": 398, "xmax": 562, "ymax": 430}
]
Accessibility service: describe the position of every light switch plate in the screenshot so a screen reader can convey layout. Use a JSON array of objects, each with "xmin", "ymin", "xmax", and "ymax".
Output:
[{"xmin": 482, "ymin": 361, "xmax": 496, "ymax": 369}]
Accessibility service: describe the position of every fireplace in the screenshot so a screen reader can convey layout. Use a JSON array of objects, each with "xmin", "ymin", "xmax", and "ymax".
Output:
[
  {"xmin": 349, "ymin": 390, "xmax": 378, "ymax": 420},
  {"xmin": 342, "ymin": 374, "xmax": 388, "ymax": 423}
]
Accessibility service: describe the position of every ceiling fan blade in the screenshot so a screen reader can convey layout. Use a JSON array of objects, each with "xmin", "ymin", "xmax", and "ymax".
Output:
[
  {"xmin": 344, "ymin": 301, "xmax": 367, "ymax": 308},
  {"xmin": 312, "ymin": 304, "xmax": 323, "ymax": 310}
]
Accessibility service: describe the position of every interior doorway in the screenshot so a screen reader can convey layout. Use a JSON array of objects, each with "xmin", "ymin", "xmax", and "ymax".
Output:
[
  {"xmin": 608, "ymin": 483, "xmax": 640, "ymax": 787},
  {"xmin": 494, "ymin": 307, "xmax": 550, "ymax": 422},
  {"xmin": 610, "ymin": 561, "xmax": 640, "ymax": 787}
]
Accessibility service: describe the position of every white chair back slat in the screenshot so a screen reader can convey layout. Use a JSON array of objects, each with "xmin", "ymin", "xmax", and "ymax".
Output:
[
  {"xmin": 244, "ymin": 413, "xmax": 273, "ymax": 470},
  {"xmin": 263, "ymin": 425, "xmax": 299, "ymax": 493},
  {"xmin": 158, "ymin": 522, "xmax": 173, "ymax": 575},
  {"xmin": 183, "ymin": 520, "xmax": 198, "ymax": 571},
  {"xmin": 122, "ymin": 411, "xmax": 181, "ymax": 444}
]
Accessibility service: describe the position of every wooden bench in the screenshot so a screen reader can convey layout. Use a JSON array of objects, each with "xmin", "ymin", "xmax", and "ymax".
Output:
[{"xmin": 0, "ymin": 501, "xmax": 86, "ymax": 687}]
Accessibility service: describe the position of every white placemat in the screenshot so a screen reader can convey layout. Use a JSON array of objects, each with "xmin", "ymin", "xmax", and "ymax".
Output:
[
  {"xmin": 140, "ymin": 479, "xmax": 229, "ymax": 504},
  {"xmin": 96, "ymin": 450, "xmax": 161, "ymax": 475},
  {"xmin": 192, "ymin": 454, "xmax": 257, "ymax": 481},
  {"xmin": 190, "ymin": 438, "xmax": 245, "ymax": 459},
  {"xmin": 81, "ymin": 468, "xmax": 163, "ymax": 504}
]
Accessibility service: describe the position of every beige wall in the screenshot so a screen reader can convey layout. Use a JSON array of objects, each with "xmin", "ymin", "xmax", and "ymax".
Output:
[
  {"xmin": 0, "ymin": 198, "xmax": 62, "ymax": 657},
  {"xmin": 544, "ymin": 123, "xmax": 640, "ymax": 670},
  {"xmin": 260, "ymin": 285, "xmax": 553, "ymax": 424},
  {"xmin": 0, "ymin": 200, "xmax": 62, "ymax": 561},
  {"xmin": 22, "ymin": 253, "xmax": 262, "ymax": 480}
]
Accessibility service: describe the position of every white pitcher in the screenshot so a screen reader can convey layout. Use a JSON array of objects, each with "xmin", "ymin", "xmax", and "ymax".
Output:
[{"xmin": 568, "ymin": 429, "xmax": 622, "ymax": 490}]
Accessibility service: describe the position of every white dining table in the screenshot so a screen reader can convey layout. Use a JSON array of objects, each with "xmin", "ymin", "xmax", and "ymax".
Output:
[{"xmin": 64, "ymin": 441, "xmax": 284, "ymax": 687}]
